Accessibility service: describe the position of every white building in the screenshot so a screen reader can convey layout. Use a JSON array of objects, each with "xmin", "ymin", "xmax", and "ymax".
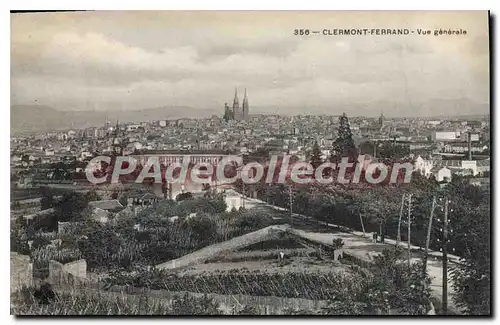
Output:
[
  {"xmin": 224, "ymin": 189, "xmax": 244, "ymax": 211},
  {"xmin": 414, "ymin": 155, "xmax": 434, "ymax": 178},
  {"xmin": 433, "ymin": 167, "xmax": 452, "ymax": 182},
  {"xmin": 433, "ymin": 131, "xmax": 461, "ymax": 142},
  {"xmin": 460, "ymin": 160, "xmax": 478, "ymax": 176}
]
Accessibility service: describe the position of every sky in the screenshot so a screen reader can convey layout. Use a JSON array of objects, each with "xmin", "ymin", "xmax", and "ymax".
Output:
[{"xmin": 11, "ymin": 11, "xmax": 490, "ymax": 117}]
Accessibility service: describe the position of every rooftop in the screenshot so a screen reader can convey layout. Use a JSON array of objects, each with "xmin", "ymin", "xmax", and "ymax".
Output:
[{"xmin": 88, "ymin": 199, "xmax": 124, "ymax": 211}]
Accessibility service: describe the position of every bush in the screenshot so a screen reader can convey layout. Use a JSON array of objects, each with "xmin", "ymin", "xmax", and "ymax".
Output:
[
  {"xmin": 54, "ymin": 191, "xmax": 90, "ymax": 222},
  {"xmin": 332, "ymin": 238, "xmax": 344, "ymax": 250},
  {"xmin": 176, "ymin": 192, "xmax": 193, "ymax": 201},
  {"xmin": 234, "ymin": 210, "xmax": 272, "ymax": 233}
]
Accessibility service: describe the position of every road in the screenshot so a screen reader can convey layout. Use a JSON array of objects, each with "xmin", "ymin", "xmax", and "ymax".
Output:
[{"xmin": 240, "ymin": 194, "xmax": 462, "ymax": 314}]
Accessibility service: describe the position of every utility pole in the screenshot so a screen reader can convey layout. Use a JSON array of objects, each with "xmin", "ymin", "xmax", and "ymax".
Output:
[
  {"xmin": 407, "ymin": 193, "xmax": 412, "ymax": 268},
  {"xmin": 422, "ymin": 195, "xmax": 436, "ymax": 288},
  {"xmin": 423, "ymin": 195, "xmax": 436, "ymax": 285},
  {"xmin": 359, "ymin": 213, "xmax": 366, "ymax": 236},
  {"xmin": 442, "ymin": 198, "xmax": 449, "ymax": 315},
  {"xmin": 396, "ymin": 193, "xmax": 406, "ymax": 246},
  {"xmin": 242, "ymin": 179, "xmax": 245, "ymax": 208},
  {"xmin": 289, "ymin": 184, "xmax": 293, "ymax": 227}
]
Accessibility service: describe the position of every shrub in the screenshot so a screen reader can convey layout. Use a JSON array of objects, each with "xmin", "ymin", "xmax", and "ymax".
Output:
[{"xmin": 332, "ymin": 238, "xmax": 344, "ymax": 250}]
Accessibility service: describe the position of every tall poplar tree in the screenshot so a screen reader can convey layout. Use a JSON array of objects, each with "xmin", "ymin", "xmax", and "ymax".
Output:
[
  {"xmin": 309, "ymin": 141, "xmax": 324, "ymax": 169},
  {"xmin": 330, "ymin": 112, "xmax": 357, "ymax": 162}
]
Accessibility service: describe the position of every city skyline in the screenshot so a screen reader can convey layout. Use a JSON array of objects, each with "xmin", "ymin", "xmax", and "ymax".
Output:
[{"xmin": 11, "ymin": 11, "xmax": 489, "ymax": 117}]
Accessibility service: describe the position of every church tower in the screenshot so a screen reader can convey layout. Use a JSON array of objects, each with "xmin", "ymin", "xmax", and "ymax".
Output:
[
  {"xmin": 232, "ymin": 87, "xmax": 242, "ymax": 120},
  {"xmin": 112, "ymin": 119, "xmax": 124, "ymax": 156},
  {"xmin": 378, "ymin": 110, "xmax": 385, "ymax": 129},
  {"xmin": 242, "ymin": 88, "xmax": 249, "ymax": 121}
]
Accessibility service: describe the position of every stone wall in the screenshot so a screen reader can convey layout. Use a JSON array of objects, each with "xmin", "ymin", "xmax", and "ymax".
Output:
[
  {"xmin": 64, "ymin": 260, "xmax": 87, "ymax": 278},
  {"xmin": 48, "ymin": 259, "xmax": 87, "ymax": 286},
  {"xmin": 10, "ymin": 252, "xmax": 33, "ymax": 293},
  {"xmin": 66, "ymin": 283, "xmax": 327, "ymax": 315},
  {"xmin": 122, "ymin": 286, "xmax": 327, "ymax": 314}
]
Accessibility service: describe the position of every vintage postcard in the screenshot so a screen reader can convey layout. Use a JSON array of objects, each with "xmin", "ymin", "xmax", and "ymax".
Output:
[{"xmin": 10, "ymin": 11, "xmax": 490, "ymax": 316}]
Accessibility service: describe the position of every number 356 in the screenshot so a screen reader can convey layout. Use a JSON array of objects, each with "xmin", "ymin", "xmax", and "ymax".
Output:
[{"xmin": 294, "ymin": 29, "xmax": 310, "ymax": 35}]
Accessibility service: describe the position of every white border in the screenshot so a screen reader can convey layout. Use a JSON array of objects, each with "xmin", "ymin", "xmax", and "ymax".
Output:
[{"xmin": 3, "ymin": 1, "xmax": 498, "ymax": 324}]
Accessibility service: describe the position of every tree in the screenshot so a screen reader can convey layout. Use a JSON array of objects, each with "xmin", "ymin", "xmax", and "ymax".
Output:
[
  {"xmin": 450, "ymin": 202, "xmax": 490, "ymax": 315},
  {"xmin": 54, "ymin": 191, "xmax": 90, "ymax": 222},
  {"xmin": 348, "ymin": 186, "xmax": 400, "ymax": 238},
  {"xmin": 309, "ymin": 141, "xmax": 324, "ymax": 169},
  {"xmin": 330, "ymin": 113, "xmax": 357, "ymax": 162},
  {"xmin": 378, "ymin": 142, "xmax": 410, "ymax": 160},
  {"xmin": 183, "ymin": 216, "xmax": 217, "ymax": 246},
  {"xmin": 40, "ymin": 187, "xmax": 54, "ymax": 210},
  {"xmin": 369, "ymin": 248, "xmax": 432, "ymax": 315},
  {"xmin": 76, "ymin": 221, "xmax": 122, "ymax": 271}
]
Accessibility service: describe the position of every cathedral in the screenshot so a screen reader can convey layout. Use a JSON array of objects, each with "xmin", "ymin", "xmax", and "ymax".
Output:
[{"xmin": 224, "ymin": 88, "xmax": 249, "ymax": 121}]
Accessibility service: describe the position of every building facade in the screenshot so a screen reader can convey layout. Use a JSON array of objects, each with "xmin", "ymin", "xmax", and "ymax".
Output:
[{"xmin": 227, "ymin": 88, "xmax": 249, "ymax": 121}]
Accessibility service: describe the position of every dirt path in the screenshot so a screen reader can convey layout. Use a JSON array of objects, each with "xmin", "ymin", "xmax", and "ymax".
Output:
[{"xmin": 155, "ymin": 224, "xmax": 290, "ymax": 270}]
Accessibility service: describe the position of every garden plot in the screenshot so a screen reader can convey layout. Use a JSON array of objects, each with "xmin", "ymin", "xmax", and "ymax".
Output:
[{"xmin": 178, "ymin": 256, "xmax": 351, "ymax": 276}]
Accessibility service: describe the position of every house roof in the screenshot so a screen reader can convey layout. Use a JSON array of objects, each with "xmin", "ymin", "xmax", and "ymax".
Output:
[
  {"xmin": 431, "ymin": 160, "xmax": 462, "ymax": 168},
  {"xmin": 88, "ymin": 199, "xmax": 123, "ymax": 211},
  {"xmin": 431, "ymin": 166, "xmax": 450, "ymax": 173},
  {"xmin": 477, "ymin": 159, "xmax": 491, "ymax": 167},
  {"xmin": 23, "ymin": 207, "xmax": 55, "ymax": 220},
  {"xmin": 91, "ymin": 207, "xmax": 109, "ymax": 219}
]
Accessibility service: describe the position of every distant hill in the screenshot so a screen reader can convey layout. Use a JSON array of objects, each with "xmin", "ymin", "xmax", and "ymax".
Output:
[
  {"xmin": 251, "ymin": 98, "xmax": 489, "ymax": 118},
  {"xmin": 11, "ymin": 105, "xmax": 220, "ymax": 134},
  {"xmin": 11, "ymin": 98, "xmax": 489, "ymax": 134}
]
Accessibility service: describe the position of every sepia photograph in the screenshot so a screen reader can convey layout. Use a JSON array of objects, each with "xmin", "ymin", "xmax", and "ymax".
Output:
[{"xmin": 9, "ymin": 10, "xmax": 491, "ymax": 316}]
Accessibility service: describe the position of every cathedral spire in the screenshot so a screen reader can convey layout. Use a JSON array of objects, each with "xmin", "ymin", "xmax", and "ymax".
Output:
[
  {"xmin": 242, "ymin": 88, "xmax": 249, "ymax": 121},
  {"xmin": 233, "ymin": 87, "xmax": 239, "ymax": 106},
  {"xmin": 232, "ymin": 87, "xmax": 241, "ymax": 120}
]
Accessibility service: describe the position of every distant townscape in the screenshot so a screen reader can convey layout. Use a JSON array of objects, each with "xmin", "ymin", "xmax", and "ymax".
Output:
[{"xmin": 10, "ymin": 10, "xmax": 490, "ymax": 317}]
